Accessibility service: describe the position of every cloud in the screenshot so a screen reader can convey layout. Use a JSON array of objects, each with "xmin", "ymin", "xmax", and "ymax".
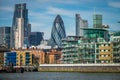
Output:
[
  {"xmin": 108, "ymin": 2, "xmax": 120, "ymax": 8},
  {"xmin": 46, "ymin": 6, "xmax": 77, "ymax": 17},
  {"xmin": 31, "ymin": 22, "xmax": 51, "ymax": 39},
  {"xmin": 36, "ymin": 0, "xmax": 78, "ymax": 4},
  {"xmin": 0, "ymin": 6, "xmax": 13, "ymax": 12},
  {"xmin": 29, "ymin": 10, "xmax": 53, "ymax": 21}
]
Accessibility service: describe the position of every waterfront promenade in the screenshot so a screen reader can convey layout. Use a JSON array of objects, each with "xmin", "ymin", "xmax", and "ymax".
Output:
[{"xmin": 39, "ymin": 64, "xmax": 120, "ymax": 72}]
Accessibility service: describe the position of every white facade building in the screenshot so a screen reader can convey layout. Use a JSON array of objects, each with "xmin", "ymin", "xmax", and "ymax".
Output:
[{"xmin": 15, "ymin": 18, "xmax": 24, "ymax": 49}]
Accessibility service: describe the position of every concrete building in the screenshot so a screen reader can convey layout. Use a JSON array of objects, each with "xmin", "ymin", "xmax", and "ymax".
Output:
[
  {"xmin": 11, "ymin": 49, "xmax": 45, "ymax": 65},
  {"xmin": 98, "ymin": 38, "xmax": 113, "ymax": 63},
  {"xmin": 98, "ymin": 42, "xmax": 113, "ymax": 63},
  {"xmin": 4, "ymin": 51, "xmax": 33, "ymax": 66},
  {"xmin": 48, "ymin": 49, "xmax": 62, "ymax": 64},
  {"xmin": 0, "ymin": 47, "xmax": 10, "ymax": 66},
  {"xmin": 15, "ymin": 51, "xmax": 33, "ymax": 66}
]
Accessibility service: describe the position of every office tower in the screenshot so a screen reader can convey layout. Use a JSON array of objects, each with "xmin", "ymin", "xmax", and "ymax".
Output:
[
  {"xmin": 76, "ymin": 14, "xmax": 88, "ymax": 36},
  {"xmin": 29, "ymin": 32, "xmax": 44, "ymax": 46},
  {"xmin": 28, "ymin": 24, "xmax": 31, "ymax": 36},
  {"xmin": 11, "ymin": 3, "xmax": 30, "ymax": 48},
  {"xmin": 76, "ymin": 14, "xmax": 81, "ymax": 36},
  {"xmin": 93, "ymin": 14, "xmax": 102, "ymax": 28},
  {"xmin": 50, "ymin": 15, "xmax": 66, "ymax": 48},
  {"xmin": 14, "ymin": 18, "xmax": 24, "ymax": 49},
  {"xmin": 0, "ymin": 27, "xmax": 11, "ymax": 49}
]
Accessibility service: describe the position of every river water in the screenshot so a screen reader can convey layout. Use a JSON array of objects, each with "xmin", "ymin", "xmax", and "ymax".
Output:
[{"xmin": 0, "ymin": 72, "xmax": 120, "ymax": 80}]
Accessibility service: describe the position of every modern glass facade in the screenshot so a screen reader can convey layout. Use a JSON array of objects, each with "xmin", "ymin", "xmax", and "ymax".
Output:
[
  {"xmin": 50, "ymin": 15, "xmax": 66, "ymax": 47},
  {"xmin": 62, "ymin": 36, "xmax": 81, "ymax": 63},
  {"xmin": 93, "ymin": 14, "xmax": 102, "ymax": 28},
  {"xmin": 0, "ymin": 27, "xmax": 11, "ymax": 49},
  {"xmin": 111, "ymin": 31, "xmax": 120, "ymax": 63},
  {"xmin": 29, "ymin": 32, "xmax": 44, "ymax": 46},
  {"xmin": 4, "ymin": 52, "xmax": 17, "ymax": 66},
  {"xmin": 83, "ymin": 28, "xmax": 110, "ymax": 42},
  {"xmin": 76, "ymin": 14, "xmax": 88, "ymax": 36},
  {"xmin": 11, "ymin": 3, "xmax": 30, "ymax": 48},
  {"xmin": 78, "ymin": 38, "xmax": 98, "ymax": 64},
  {"xmin": 76, "ymin": 14, "xmax": 81, "ymax": 36}
]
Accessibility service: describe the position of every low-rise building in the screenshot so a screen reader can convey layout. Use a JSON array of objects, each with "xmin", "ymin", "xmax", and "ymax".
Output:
[
  {"xmin": 15, "ymin": 51, "xmax": 33, "ymax": 66},
  {"xmin": 62, "ymin": 36, "xmax": 81, "ymax": 64},
  {"xmin": 78, "ymin": 38, "xmax": 98, "ymax": 64},
  {"xmin": 4, "ymin": 52, "xmax": 17, "ymax": 66},
  {"xmin": 11, "ymin": 48, "xmax": 45, "ymax": 66},
  {"xmin": 48, "ymin": 49, "xmax": 62, "ymax": 64},
  {"xmin": 98, "ymin": 42, "xmax": 113, "ymax": 63},
  {"xmin": 111, "ymin": 31, "xmax": 120, "ymax": 63}
]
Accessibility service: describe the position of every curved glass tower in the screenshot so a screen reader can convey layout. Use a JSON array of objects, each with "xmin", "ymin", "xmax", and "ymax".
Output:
[{"xmin": 50, "ymin": 15, "xmax": 66, "ymax": 48}]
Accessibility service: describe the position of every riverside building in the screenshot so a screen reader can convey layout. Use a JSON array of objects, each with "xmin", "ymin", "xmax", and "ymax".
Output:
[{"xmin": 61, "ymin": 36, "xmax": 81, "ymax": 64}]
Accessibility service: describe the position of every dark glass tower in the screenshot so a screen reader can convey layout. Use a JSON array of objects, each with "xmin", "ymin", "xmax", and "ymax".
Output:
[
  {"xmin": 29, "ymin": 32, "xmax": 44, "ymax": 46},
  {"xmin": 11, "ymin": 3, "xmax": 30, "ymax": 48},
  {"xmin": 50, "ymin": 15, "xmax": 66, "ymax": 48}
]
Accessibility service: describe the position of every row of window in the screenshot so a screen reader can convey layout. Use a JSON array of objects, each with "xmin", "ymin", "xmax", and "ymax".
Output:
[
  {"xmin": 100, "ymin": 50, "xmax": 111, "ymax": 52},
  {"xmin": 101, "ymin": 44, "xmax": 110, "ymax": 46},
  {"xmin": 100, "ymin": 55, "xmax": 111, "ymax": 57}
]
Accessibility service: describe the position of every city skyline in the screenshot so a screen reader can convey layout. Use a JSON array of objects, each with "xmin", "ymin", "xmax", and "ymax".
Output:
[{"xmin": 0, "ymin": 0, "xmax": 120, "ymax": 39}]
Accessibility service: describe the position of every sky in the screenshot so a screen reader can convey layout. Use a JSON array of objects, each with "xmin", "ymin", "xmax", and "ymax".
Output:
[{"xmin": 0, "ymin": 0, "xmax": 120, "ymax": 39}]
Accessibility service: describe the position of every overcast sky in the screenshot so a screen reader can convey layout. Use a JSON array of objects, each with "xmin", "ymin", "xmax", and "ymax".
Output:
[{"xmin": 0, "ymin": 0, "xmax": 120, "ymax": 39}]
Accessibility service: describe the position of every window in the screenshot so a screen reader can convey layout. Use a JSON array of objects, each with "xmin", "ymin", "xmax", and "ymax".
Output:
[
  {"xmin": 106, "ymin": 50, "xmax": 108, "ymax": 52},
  {"xmin": 101, "ymin": 50, "xmax": 104, "ymax": 52},
  {"xmin": 101, "ymin": 61, "xmax": 104, "ymax": 63},
  {"xmin": 106, "ymin": 55, "xmax": 108, "ymax": 57},
  {"xmin": 101, "ymin": 55, "xmax": 104, "ymax": 57},
  {"xmin": 101, "ymin": 44, "xmax": 104, "ymax": 46}
]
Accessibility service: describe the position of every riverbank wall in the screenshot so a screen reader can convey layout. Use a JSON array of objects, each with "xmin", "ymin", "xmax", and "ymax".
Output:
[{"xmin": 38, "ymin": 64, "xmax": 120, "ymax": 72}]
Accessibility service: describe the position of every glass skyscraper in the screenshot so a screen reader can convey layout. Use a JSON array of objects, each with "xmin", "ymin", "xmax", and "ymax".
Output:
[
  {"xmin": 0, "ymin": 27, "xmax": 11, "ymax": 49},
  {"xmin": 76, "ymin": 14, "xmax": 88, "ymax": 36},
  {"xmin": 93, "ymin": 14, "xmax": 102, "ymax": 28},
  {"xmin": 29, "ymin": 32, "xmax": 44, "ymax": 46},
  {"xmin": 50, "ymin": 15, "xmax": 66, "ymax": 48},
  {"xmin": 11, "ymin": 3, "xmax": 30, "ymax": 48}
]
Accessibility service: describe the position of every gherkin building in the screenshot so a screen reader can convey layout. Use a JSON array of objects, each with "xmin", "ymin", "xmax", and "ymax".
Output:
[{"xmin": 50, "ymin": 15, "xmax": 66, "ymax": 48}]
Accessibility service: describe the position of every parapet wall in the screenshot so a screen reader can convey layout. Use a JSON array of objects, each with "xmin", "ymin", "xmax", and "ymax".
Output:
[{"xmin": 38, "ymin": 64, "xmax": 120, "ymax": 72}]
